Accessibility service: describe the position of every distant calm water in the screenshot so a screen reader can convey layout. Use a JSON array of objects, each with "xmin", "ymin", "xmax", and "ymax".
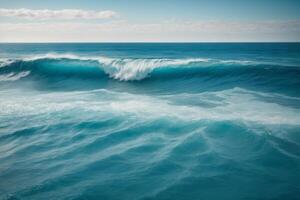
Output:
[{"xmin": 0, "ymin": 43, "xmax": 299, "ymax": 200}]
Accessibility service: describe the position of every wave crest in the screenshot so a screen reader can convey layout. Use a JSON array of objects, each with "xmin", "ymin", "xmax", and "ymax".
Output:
[{"xmin": 99, "ymin": 57, "xmax": 210, "ymax": 80}]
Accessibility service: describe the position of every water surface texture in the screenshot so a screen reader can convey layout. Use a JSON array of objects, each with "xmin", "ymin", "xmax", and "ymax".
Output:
[{"xmin": 0, "ymin": 43, "xmax": 300, "ymax": 200}]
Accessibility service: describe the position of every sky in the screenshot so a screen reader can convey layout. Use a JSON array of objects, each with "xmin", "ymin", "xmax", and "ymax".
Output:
[{"xmin": 0, "ymin": 0, "xmax": 300, "ymax": 42}]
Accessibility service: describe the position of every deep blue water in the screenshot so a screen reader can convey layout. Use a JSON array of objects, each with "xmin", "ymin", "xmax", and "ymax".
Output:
[{"xmin": 0, "ymin": 43, "xmax": 300, "ymax": 200}]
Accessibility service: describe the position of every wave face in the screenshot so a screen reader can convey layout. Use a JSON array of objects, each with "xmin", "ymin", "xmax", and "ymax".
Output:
[
  {"xmin": 1, "ymin": 53, "xmax": 300, "ymax": 96},
  {"xmin": 0, "ymin": 43, "xmax": 300, "ymax": 200},
  {"xmin": 0, "ymin": 53, "xmax": 299, "ymax": 81},
  {"xmin": 0, "ymin": 54, "xmax": 213, "ymax": 81}
]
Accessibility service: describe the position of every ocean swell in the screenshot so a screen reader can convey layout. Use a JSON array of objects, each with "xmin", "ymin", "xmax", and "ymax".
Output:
[
  {"xmin": 0, "ymin": 53, "xmax": 290, "ymax": 82},
  {"xmin": 1, "ymin": 43, "xmax": 300, "ymax": 200},
  {"xmin": 1, "ymin": 54, "xmax": 300, "ymax": 97}
]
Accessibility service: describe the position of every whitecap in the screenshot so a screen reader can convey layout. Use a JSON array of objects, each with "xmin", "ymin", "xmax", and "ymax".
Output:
[{"xmin": 0, "ymin": 71, "xmax": 30, "ymax": 82}]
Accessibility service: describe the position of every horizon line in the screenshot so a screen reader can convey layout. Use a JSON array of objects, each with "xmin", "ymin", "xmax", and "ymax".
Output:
[{"xmin": 1, "ymin": 41, "xmax": 300, "ymax": 44}]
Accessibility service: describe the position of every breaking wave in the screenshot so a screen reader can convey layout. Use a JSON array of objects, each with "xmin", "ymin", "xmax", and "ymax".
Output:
[
  {"xmin": 0, "ymin": 53, "xmax": 293, "ymax": 81},
  {"xmin": 1, "ymin": 43, "xmax": 300, "ymax": 200}
]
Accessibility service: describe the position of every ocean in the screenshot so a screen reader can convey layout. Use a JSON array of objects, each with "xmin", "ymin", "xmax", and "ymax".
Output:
[{"xmin": 0, "ymin": 43, "xmax": 299, "ymax": 200}]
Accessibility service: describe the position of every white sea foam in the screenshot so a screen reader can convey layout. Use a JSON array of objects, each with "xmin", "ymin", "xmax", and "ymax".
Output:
[
  {"xmin": 22, "ymin": 53, "xmax": 92, "ymax": 62},
  {"xmin": 1, "ymin": 87, "xmax": 299, "ymax": 126},
  {"xmin": 0, "ymin": 71, "xmax": 30, "ymax": 81},
  {"xmin": 0, "ymin": 59, "xmax": 15, "ymax": 68}
]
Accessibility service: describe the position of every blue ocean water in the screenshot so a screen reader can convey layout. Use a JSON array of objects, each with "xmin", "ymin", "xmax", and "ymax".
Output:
[{"xmin": 0, "ymin": 43, "xmax": 300, "ymax": 200}]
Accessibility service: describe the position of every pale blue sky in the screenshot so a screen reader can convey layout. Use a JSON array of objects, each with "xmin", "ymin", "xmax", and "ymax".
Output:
[
  {"xmin": 0, "ymin": 0, "xmax": 300, "ymax": 42},
  {"xmin": 1, "ymin": 0, "xmax": 300, "ymax": 21}
]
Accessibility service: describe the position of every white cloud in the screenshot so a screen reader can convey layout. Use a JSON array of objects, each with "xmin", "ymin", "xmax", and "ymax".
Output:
[
  {"xmin": 0, "ymin": 20, "xmax": 299, "ymax": 42},
  {"xmin": 0, "ymin": 8, "xmax": 118, "ymax": 20}
]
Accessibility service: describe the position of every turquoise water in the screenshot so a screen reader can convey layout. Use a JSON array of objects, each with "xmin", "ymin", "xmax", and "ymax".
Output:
[{"xmin": 0, "ymin": 43, "xmax": 300, "ymax": 200}]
